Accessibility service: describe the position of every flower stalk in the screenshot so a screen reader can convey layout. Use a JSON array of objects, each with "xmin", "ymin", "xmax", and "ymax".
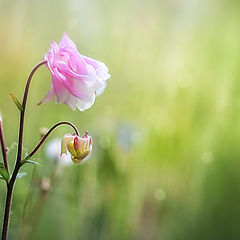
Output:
[
  {"xmin": 1, "ymin": 60, "xmax": 82, "ymax": 240},
  {"xmin": 1, "ymin": 61, "xmax": 47, "ymax": 240},
  {"xmin": 23, "ymin": 121, "xmax": 79, "ymax": 162}
]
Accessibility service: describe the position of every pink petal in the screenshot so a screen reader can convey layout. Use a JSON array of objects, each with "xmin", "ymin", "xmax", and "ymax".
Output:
[
  {"xmin": 43, "ymin": 33, "xmax": 110, "ymax": 111},
  {"xmin": 49, "ymin": 41, "xmax": 59, "ymax": 55},
  {"xmin": 40, "ymin": 85, "xmax": 55, "ymax": 104},
  {"xmin": 53, "ymin": 68, "xmax": 83, "ymax": 99},
  {"xmin": 59, "ymin": 32, "xmax": 77, "ymax": 50},
  {"xmin": 52, "ymin": 77, "xmax": 68, "ymax": 103}
]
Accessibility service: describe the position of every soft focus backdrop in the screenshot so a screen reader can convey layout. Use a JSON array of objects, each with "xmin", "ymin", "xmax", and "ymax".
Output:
[{"xmin": 1, "ymin": 0, "xmax": 240, "ymax": 239}]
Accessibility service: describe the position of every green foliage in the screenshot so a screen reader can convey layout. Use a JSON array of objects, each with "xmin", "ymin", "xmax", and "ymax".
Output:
[
  {"xmin": 10, "ymin": 94, "xmax": 23, "ymax": 112},
  {"xmin": 0, "ymin": 163, "xmax": 9, "ymax": 182}
]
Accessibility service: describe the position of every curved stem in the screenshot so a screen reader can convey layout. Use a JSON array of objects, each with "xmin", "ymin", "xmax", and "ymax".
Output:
[
  {"xmin": 15, "ymin": 61, "xmax": 47, "ymax": 173},
  {"xmin": 10, "ymin": 60, "xmax": 46, "ymax": 183},
  {"xmin": 0, "ymin": 121, "xmax": 8, "ymax": 172},
  {"xmin": 24, "ymin": 121, "xmax": 79, "ymax": 161},
  {"xmin": 1, "ymin": 60, "xmax": 46, "ymax": 240}
]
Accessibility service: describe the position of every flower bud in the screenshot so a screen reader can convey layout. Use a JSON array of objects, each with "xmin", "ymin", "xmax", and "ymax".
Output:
[
  {"xmin": 39, "ymin": 127, "xmax": 49, "ymax": 138},
  {"xmin": 61, "ymin": 132, "xmax": 92, "ymax": 163}
]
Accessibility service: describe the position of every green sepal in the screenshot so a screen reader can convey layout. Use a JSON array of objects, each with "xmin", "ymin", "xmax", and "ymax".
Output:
[
  {"xmin": 0, "ymin": 163, "xmax": 10, "ymax": 182},
  {"xmin": 10, "ymin": 94, "xmax": 23, "ymax": 111}
]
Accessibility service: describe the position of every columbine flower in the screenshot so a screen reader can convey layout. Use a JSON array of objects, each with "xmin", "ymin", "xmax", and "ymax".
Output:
[
  {"xmin": 61, "ymin": 132, "xmax": 92, "ymax": 163},
  {"xmin": 41, "ymin": 32, "xmax": 111, "ymax": 111}
]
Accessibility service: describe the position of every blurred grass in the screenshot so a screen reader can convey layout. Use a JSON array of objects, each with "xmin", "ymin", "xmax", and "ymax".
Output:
[{"xmin": 1, "ymin": 0, "xmax": 240, "ymax": 239}]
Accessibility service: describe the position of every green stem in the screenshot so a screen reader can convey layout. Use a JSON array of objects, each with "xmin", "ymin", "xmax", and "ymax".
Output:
[
  {"xmin": 23, "ymin": 121, "xmax": 79, "ymax": 162},
  {"xmin": 0, "ymin": 121, "xmax": 8, "ymax": 172},
  {"xmin": 1, "ymin": 61, "xmax": 46, "ymax": 240}
]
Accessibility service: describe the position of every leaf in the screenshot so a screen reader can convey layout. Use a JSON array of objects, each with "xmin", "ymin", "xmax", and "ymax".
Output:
[
  {"xmin": 16, "ymin": 172, "xmax": 27, "ymax": 179},
  {"xmin": 10, "ymin": 94, "xmax": 23, "ymax": 111},
  {"xmin": 21, "ymin": 160, "xmax": 40, "ymax": 166},
  {"xmin": 0, "ymin": 163, "xmax": 9, "ymax": 181}
]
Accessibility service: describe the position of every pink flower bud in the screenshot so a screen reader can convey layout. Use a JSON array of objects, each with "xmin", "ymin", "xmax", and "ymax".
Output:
[
  {"xmin": 41, "ymin": 33, "xmax": 110, "ymax": 111},
  {"xmin": 61, "ymin": 132, "xmax": 92, "ymax": 163}
]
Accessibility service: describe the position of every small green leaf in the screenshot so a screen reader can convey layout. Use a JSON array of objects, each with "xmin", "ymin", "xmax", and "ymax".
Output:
[
  {"xmin": 16, "ymin": 172, "xmax": 27, "ymax": 179},
  {"xmin": 21, "ymin": 160, "xmax": 40, "ymax": 166},
  {"xmin": 10, "ymin": 94, "xmax": 23, "ymax": 111},
  {"xmin": 0, "ymin": 163, "xmax": 9, "ymax": 181}
]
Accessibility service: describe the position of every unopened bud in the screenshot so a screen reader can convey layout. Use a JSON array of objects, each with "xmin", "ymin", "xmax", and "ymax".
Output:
[
  {"xmin": 39, "ymin": 127, "xmax": 49, "ymax": 137},
  {"xmin": 61, "ymin": 131, "xmax": 92, "ymax": 163}
]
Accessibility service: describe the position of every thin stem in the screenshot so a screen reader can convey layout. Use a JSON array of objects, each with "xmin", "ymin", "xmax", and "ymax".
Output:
[
  {"xmin": 1, "ymin": 60, "xmax": 46, "ymax": 240},
  {"xmin": 24, "ymin": 121, "xmax": 79, "ymax": 161},
  {"xmin": 1, "ymin": 185, "xmax": 13, "ymax": 240},
  {"xmin": 0, "ymin": 121, "xmax": 8, "ymax": 172},
  {"xmin": 15, "ymin": 61, "xmax": 47, "ymax": 175}
]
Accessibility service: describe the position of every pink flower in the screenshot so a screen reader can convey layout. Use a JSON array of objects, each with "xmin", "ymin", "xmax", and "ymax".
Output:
[
  {"xmin": 61, "ymin": 131, "xmax": 92, "ymax": 163},
  {"xmin": 42, "ymin": 33, "xmax": 110, "ymax": 111}
]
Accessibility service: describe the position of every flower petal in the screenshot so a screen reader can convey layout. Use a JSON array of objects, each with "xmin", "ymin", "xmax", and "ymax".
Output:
[
  {"xmin": 64, "ymin": 92, "xmax": 96, "ymax": 111},
  {"xmin": 52, "ymin": 76, "xmax": 69, "ymax": 103},
  {"xmin": 95, "ymin": 81, "xmax": 107, "ymax": 96},
  {"xmin": 43, "ymin": 33, "xmax": 110, "ymax": 111},
  {"xmin": 49, "ymin": 41, "xmax": 59, "ymax": 55},
  {"xmin": 59, "ymin": 32, "xmax": 77, "ymax": 50},
  {"xmin": 61, "ymin": 135, "xmax": 74, "ymax": 155},
  {"xmin": 64, "ymin": 95, "xmax": 78, "ymax": 110},
  {"xmin": 41, "ymin": 84, "xmax": 55, "ymax": 103},
  {"xmin": 76, "ymin": 93, "xmax": 96, "ymax": 111}
]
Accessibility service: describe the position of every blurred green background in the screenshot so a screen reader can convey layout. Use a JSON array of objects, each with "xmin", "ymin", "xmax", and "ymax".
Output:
[{"xmin": 1, "ymin": 0, "xmax": 240, "ymax": 239}]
